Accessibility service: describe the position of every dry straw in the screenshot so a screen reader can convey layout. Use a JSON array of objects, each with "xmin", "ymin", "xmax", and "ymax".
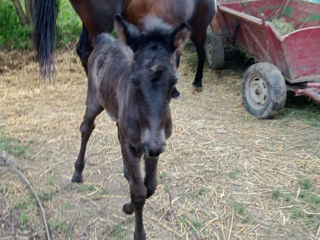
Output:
[{"xmin": 0, "ymin": 49, "xmax": 319, "ymax": 239}]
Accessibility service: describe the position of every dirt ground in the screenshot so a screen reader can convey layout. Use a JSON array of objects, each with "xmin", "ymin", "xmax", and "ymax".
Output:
[{"xmin": 0, "ymin": 48, "xmax": 319, "ymax": 240}]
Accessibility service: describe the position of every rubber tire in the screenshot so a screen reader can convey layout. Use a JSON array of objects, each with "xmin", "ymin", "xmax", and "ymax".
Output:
[
  {"xmin": 242, "ymin": 62, "xmax": 287, "ymax": 119},
  {"xmin": 204, "ymin": 32, "xmax": 224, "ymax": 69}
]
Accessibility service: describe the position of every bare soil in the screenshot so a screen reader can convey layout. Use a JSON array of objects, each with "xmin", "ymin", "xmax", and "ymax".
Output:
[{"xmin": 0, "ymin": 49, "xmax": 319, "ymax": 240}]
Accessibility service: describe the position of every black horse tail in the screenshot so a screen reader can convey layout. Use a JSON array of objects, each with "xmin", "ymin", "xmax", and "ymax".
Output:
[{"xmin": 34, "ymin": 0, "xmax": 57, "ymax": 77}]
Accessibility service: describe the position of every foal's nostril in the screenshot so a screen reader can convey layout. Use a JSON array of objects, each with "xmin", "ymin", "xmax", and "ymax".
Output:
[
  {"xmin": 149, "ymin": 148, "xmax": 161, "ymax": 157},
  {"xmin": 144, "ymin": 144, "xmax": 166, "ymax": 157}
]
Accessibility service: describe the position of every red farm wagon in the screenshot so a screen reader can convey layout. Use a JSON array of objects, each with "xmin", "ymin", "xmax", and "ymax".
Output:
[{"xmin": 205, "ymin": 0, "xmax": 320, "ymax": 118}]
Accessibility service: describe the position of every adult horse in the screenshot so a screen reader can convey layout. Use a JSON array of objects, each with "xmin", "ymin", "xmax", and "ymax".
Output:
[{"xmin": 34, "ymin": 0, "xmax": 215, "ymax": 95}]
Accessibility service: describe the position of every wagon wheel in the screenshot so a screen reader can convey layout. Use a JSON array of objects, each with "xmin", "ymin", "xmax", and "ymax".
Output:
[
  {"xmin": 242, "ymin": 62, "xmax": 287, "ymax": 119},
  {"xmin": 204, "ymin": 32, "xmax": 224, "ymax": 69}
]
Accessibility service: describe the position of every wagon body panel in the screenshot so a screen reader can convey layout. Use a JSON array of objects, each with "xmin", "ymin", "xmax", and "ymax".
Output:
[
  {"xmin": 215, "ymin": 0, "xmax": 320, "ymax": 84},
  {"xmin": 282, "ymin": 27, "xmax": 320, "ymax": 83}
]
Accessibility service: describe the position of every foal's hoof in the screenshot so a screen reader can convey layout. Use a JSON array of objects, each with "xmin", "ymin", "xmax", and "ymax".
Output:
[
  {"xmin": 122, "ymin": 202, "xmax": 134, "ymax": 215},
  {"xmin": 192, "ymin": 83, "xmax": 203, "ymax": 92},
  {"xmin": 71, "ymin": 172, "xmax": 83, "ymax": 183},
  {"xmin": 171, "ymin": 88, "xmax": 180, "ymax": 99},
  {"xmin": 134, "ymin": 230, "xmax": 146, "ymax": 240}
]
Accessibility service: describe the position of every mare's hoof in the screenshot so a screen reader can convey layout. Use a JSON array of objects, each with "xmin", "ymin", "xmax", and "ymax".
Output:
[
  {"xmin": 192, "ymin": 83, "xmax": 203, "ymax": 92},
  {"xmin": 171, "ymin": 88, "xmax": 180, "ymax": 99},
  {"xmin": 122, "ymin": 202, "xmax": 134, "ymax": 215},
  {"xmin": 71, "ymin": 172, "xmax": 83, "ymax": 183}
]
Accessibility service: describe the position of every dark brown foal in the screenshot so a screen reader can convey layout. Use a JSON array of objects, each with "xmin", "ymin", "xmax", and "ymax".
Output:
[{"xmin": 71, "ymin": 15, "xmax": 190, "ymax": 240}]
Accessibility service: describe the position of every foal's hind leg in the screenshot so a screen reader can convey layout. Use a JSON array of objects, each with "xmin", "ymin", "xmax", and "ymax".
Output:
[{"xmin": 71, "ymin": 98, "xmax": 103, "ymax": 183}]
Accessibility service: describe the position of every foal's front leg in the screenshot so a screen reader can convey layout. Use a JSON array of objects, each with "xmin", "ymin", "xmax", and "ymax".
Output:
[
  {"xmin": 144, "ymin": 156, "xmax": 159, "ymax": 198},
  {"xmin": 120, "ymin": 142, "xmax": 147, "ymax": 240},
  {"xmin": 122, "ymin": 155, "xmax": 158, "ymax": 215}
]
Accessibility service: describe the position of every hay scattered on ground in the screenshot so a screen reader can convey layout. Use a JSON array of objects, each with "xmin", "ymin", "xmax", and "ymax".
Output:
[{"xmin": 0, "ymin": 49, "xmax": 319, "ymax": 240}]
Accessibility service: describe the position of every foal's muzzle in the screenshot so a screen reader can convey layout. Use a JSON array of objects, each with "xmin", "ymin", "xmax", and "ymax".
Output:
[{"xmin": 143, "ymin": 143, "xmax": 166, "ymax": 158}]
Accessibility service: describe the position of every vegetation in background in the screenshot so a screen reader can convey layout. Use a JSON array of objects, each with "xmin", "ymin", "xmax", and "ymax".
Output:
[
  {"xmin": 56, "ymin": 0, "xmax": 82, "ymax": 48},
  {"xmin": 0, "ymin": 0, "xmax": 31, "ymax": 50},
  {"xmin": 0, "ymin": 0, "xmax": 81, "ymax": 50}
]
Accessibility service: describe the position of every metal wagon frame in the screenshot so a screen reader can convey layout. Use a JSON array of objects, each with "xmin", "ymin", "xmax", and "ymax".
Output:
[{"xmin": 205, "ymin": 0, "xmax": 320, "ymax": 118}]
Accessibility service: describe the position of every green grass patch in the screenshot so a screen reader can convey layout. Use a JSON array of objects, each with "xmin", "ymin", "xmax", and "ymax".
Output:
[
  {"xmin": 48, "ymin": 172, "xmax": 57, "ymax": 186},
  {"xmin": 185, "ymin": 52, "xmax": 198, "ymax": 70},
  {"xmin": 276, "ymin": 179, "xmax": 320, "ymax": 231},
  {"xmin": 272, "ymin": 188, "xmax": 281, "ymax": 200},
  {"xmin": 113, "ymin": 223, "xmax": 128, "ymax": 240},
  {"xmin": 282, "ymin": 95, "xmax": 320, "ymax": 130},
  {"xmin": 13, "ymin": 196, "xmax": 30, "ymax": 210},
  {"xmin": 298, "ymin": 177, "xmax": 312, "ymax": 190},
  {"xmin": 159, "ymin": 171, "xmax": 167, "ymax": 179},
  {"xmin": 100, "ymin": 187, "xmax": 109, "ymax": 195},
  {"xmin": 0, "ymin": 131, "xmax": 27, "ymax": 157},
  {"xmin": 266, "ymin": 229, "xmax": 271, "ymax": 235},
  {"xmin": 64, "ymin": 203, "xmax": 72, "ymax": 210},
  {"xmin": 51, "ymin": 218, "xmax": 72, "ymax": 237},
  {"xmin": 20, "ymin": 211, "xmax": 29, "ymax": 230},
  {"xmin": 233, "ymin": 202, "xmax": 251, "ymax": 223},
  {"xmin": 80, "ymin": 184, "xmax": 95, "ymax": 193},
  {"xmin": 228, "ymin": 168, "xmax": 241, "ymax": 180},
  {"xmin": 179, "ymin": 216, "xmax": 203, "ymax": 233},
  {"xmin": 197, "ymin": 187, "xmax": 207, "ymax": 196},
  {"xmin": 38, "ymin": 191, "xmax": 55, "ymax": 202},
  {"xmin": 292, "ymin": 207, "xmax": 305, "ymax": 219},
  {"xmin": 0, "ymin": 182, "xmax": 10, "ymax": 194},
  {"xmin": 190, "ymin": 219, "xmax": 203, "ymax": 231},
  {"xmin": 299, "ymin": 191, "xmax": 320, "ymax": 211}
]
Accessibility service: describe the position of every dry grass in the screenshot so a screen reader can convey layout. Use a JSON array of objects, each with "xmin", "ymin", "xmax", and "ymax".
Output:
[{"xmin": 0, "ymin": 49, "xmax": 319, "ymax": 240}]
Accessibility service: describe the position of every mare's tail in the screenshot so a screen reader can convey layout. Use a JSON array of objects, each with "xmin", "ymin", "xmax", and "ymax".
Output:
[{"xmin": 34, "ymin": 0, "xmax": 57, "ymax": 77}]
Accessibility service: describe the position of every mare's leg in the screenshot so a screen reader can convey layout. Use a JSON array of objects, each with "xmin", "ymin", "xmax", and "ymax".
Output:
[
  {"xmin": 120, "ymin": 142, "xmax": 147, "ymax": 240},
  {"xmin": 76, "ymin": 25, "xmax": 93, "ymax": 74},
  {"xmin": 171, "ymin": 53, "xmax": 181, "ymax": 98},
  {"xmin": 191, "ymin": 30, "xmax": 207, "ymax": 91},
  {"xmin": 171, "ymin": 87, "xmax": 180, "ymax": 99},
  {"xmin": 71, "ymin": 96, "xmax": 103, "ymax": 183}
]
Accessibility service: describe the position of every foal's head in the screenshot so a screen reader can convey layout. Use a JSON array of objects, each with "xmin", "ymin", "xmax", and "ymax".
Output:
[{"xmin": 115, "ymin": 15, "xmax": 190, "ymax": 157}]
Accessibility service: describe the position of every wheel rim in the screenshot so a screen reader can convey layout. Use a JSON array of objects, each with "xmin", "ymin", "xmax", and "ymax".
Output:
[
  {"xmin": 205, "ymin": 39, "xmax": 214, "ymax": 65},
  {"xmin": 245, "ymin": 74, "xmax": 268, "ymax": 110}
]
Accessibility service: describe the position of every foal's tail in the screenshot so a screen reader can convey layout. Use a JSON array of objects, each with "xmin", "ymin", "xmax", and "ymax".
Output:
[{"xmin": 33, "ymin": 0, "xmax": 57, "ymax": 77}]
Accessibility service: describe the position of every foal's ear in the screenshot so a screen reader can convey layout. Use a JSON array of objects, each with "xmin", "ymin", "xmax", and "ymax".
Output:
[
  {"xmin": 171, "ymin": 23, "xmax": 191, "ymax": 53},
  {"xmin": 114, "ymin": 14, "xmax": 141, "ymax": 50}
]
